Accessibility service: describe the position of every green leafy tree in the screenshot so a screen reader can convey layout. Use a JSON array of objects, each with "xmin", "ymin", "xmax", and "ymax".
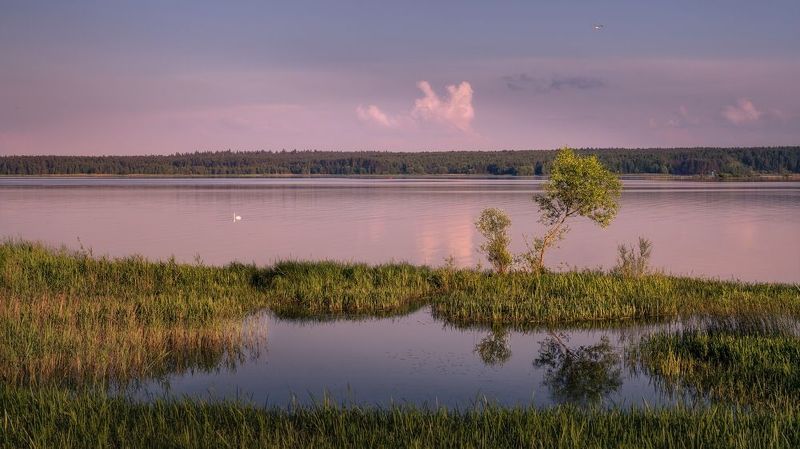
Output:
[
  {"xmin": 527, "ymin": 148, "xmax": 622, "ymax": 272},
  {"xmin": 475, "ymin": 208, "xmax": 513, "ymax": 273}
]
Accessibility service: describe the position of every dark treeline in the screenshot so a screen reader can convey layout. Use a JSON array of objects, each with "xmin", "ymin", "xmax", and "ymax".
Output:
[{"xmin": 1, "ymin": 147, "xmax": 799, "ymax": 176}]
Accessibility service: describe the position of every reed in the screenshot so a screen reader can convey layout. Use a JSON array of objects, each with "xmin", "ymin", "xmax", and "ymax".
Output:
[
  {"xmin": 3, "ymin": 240, "xmax": 799, "ymax": 386},
  {"xmin": 0, "ymin": 241, "xmax": 267, "ymax": 386},
  {"xmin": 432, "ymin": 269, "xmax": 800, "ymax": 326},
  {"xmin": 2, "ymin": 387, "xmax": 800, "ymax": 449},
  {"xmin": 630, "ymin": 315, "xmax": 800, "ymax": 403}
]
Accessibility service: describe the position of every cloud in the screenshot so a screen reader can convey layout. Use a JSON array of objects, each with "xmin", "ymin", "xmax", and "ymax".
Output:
[
  {"xmin": 722, "ymin": 98, "xmax": 763, "ymax": 125},
  {"xmin": 503, "ymin": 74, "xmax": 605, "ymax": 93},
  {"xmin": 411, "ymin": 81, "xmax": 474, "ymax": 132},
  {"xmin": 356, "ymin": 104, "xmax": 395, "ymax": 128},
  {"xmin": 649, "ymin": 105, "xmax": 701, "ymax": 129},
  {"xmin": 356, "ymin": 80, "xmax": 475, "ymax": 132}
]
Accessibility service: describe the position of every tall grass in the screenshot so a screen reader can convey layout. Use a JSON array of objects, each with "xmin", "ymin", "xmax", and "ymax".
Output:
[
  {"xmin": 0, "ymin": 242, "xmax": 268, "ymax": 386},
  {"xmin": 261, "ymin": 260, "xmax": 435, "ymax": 318},
  {"xmin": 2, "ymin": 240, "xmax": 799, "ymax": 385},
  {"xmin": 3, "ymin": 387, "xmax": 800, "ymax": 449},
  {"xmin": 433, "ymin": 269, "xmax": 800, "ymax": 326},
  {"xmin": 630, "ymin": 315, "xmax": 800, "ymax": 403}
]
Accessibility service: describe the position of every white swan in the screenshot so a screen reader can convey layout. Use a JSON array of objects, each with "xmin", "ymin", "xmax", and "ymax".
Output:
[{"xmin": 233, "ymin": 213, "xmax": 242, "ymax": 222}]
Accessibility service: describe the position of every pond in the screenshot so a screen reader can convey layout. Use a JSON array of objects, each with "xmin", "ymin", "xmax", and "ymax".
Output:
[{"xmin": 126, "ymin": 307, "xmax": 684, "ymax": 409}]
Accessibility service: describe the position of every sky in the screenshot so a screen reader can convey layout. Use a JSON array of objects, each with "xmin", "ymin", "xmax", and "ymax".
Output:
[{"xmin": 1, "ymin": 0, "xmax": 799, "ymax": 155}]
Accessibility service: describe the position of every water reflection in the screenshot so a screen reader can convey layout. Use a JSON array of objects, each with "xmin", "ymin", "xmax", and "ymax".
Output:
[
  {"xmin": 474, "ymin": 328, "xmax": 512, "ymax": 366},
  {"xmin": 121, "ymin": 308, "xmax": 690, "ymax": 408},
  {"xmin": 534, "ymin": 334, "xmax": 622, "ymax": 405}
]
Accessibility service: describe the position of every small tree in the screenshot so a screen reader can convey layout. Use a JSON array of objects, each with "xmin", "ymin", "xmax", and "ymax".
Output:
[
  {"xmin": 527, "ymin": 148, "xmax": 622, "ymax": 272},
  {"xmin": 475, "ymin": 208, "xmax": 513, "ymax": 273}
]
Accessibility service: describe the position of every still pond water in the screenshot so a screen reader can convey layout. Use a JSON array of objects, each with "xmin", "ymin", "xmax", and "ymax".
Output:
[{"xmin": 2, "ymin": 178, "xmax": 799, "ymax": 407}]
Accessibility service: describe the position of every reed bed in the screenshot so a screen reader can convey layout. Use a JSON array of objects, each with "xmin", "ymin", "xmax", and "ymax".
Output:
[
  {"xmin": 630, "ymin": 316, "xmax": 800, "ymax": 403},
  {"xmin": 0, "ymin": 242, "xmax": 268, "ymax": 386},
  {"xmin": 3, "ymin": 240, "xmax": 799, "ymax": 386},
  {"xmin": 261, "ymin": 260, "xmax": 435, "ymax": 318},
  {"xmin": 2, "ymin": 387, "xmax": 799, "ymax": 449},
  {"xmin": 432, "ymin": 270, "xmax": 800, "ymax": 326}
]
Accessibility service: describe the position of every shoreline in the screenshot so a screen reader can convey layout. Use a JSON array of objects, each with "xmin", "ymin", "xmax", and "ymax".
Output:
[{"xmin": 1, "ymin": 173, "xmax": 799, "ymax": 182}]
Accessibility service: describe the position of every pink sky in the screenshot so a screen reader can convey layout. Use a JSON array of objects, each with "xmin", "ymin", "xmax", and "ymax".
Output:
[{"xmin": 2, "ymin": 2, "xmax": 799, "ymax": 155}]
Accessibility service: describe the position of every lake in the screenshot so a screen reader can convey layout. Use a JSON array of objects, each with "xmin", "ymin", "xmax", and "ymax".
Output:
[
  {"xmin": 1, "ymin": 178, "xmax": 798, "ymax": 283},
  {"xmin": 2, "ymin": 178, "xmax": 799, "ymax": 407}
]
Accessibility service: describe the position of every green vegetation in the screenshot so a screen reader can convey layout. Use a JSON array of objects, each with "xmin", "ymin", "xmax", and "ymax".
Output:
[
  {"xmin": 475, "ymin": 208, "xmax": 513, "ymax": 273},
  {"xmin": 3, "ymin": 387, "xmax": 800, "ymax": 449},
  {"xmin": 262, "ymin": 260, "xmax": 435, "ymax": 319},
  {"xmin": 432, "ymin": 270, "xmax": 800, "ymax": 326},
  {"xmin": 527, "ymin": 148, "xmax": 622, "ymax": 271},
  {"xmin": 3, "ymin": 241, "xmax": 800, "ymax": 447},
  {"xmin": 1, "ymin": 147, "xmax": 799, "ymax": 176},
  {"xmin": 631, "ymin": 315, "xmax": 800, "ymax": 403},
  {"xmin": 2, "ymin": 240, "xmax": 799, "ymax": 387},
  {"xmin": 0, "ymin": 241, "xmax": 269, "ymax": 387}
]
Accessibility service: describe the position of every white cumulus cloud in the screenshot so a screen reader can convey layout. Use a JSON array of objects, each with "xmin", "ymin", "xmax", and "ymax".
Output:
[
  {"xmin": 411, "ymin": 81, "xmax": 475, "ymax": 131},
  {"xmin": 356, "ymin": 80, "xmax": 475, "ymax": 132},
  {"xmin": 722, "ymin": 98, "xmax": 763, "ymax": 125}
]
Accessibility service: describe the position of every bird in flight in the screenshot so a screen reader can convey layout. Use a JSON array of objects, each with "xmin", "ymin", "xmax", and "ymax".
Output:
[{"xmin": 593, "ymin": 24, "xmax": 604, "ymax": 31}]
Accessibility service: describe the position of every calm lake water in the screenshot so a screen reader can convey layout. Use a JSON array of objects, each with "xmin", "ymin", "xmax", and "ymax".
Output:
[{"xmin": 1, "ymin": 178, "xmax": 798, "ymax": 282}]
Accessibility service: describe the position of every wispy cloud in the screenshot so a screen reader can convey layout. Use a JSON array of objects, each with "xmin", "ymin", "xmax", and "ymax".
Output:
[
  {"xmin": 357, "ymin": 80, "xmax": 475, "ymax": 132},
  {"xmin": 503, "ymin": 74, "xmax": 605, "ymax": 93},
  {"xmin": 649, "ymin": 105, "xmax": 701, "ymax": 129},
  {"xmin": 356, "ymin": 104, "xmax": 395, "ymax": 128},
  {"xmin": 722, "ymin": 98, "xmax": 763, "ymax": 125}
]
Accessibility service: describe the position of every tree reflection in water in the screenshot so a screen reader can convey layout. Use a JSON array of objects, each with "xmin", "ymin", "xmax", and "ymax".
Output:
[
  {"xmin": 474, "ymin": 328, "xmax": 512, "ymax": 366},
  {"xmin": 534, "ymin": 334, "xmax": 622, "ymax": 405}
]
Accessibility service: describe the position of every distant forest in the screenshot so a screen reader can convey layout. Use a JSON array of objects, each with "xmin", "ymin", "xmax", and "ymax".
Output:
[{"xmin": 1, "ymin": 147, "xmax": 799, "ymax": 177}]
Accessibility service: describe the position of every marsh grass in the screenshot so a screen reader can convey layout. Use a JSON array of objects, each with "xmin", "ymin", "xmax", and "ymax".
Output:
[
  {"xmin": 2, "ymin": 240, "xmax": 799, "ymax": 386},
  {"xmin": 260, "ymin": 260, "xmax": 435, "ymax": 318},
  {"xmin": 432, "ymin": 270, "xmax": 800, "ymax": 326},
  {"xmin": 3, "ymin": 387, "xmax": 800, "ymax": 449},
  {"xmin": 630, "ymin": 315, "xmax": 800, "ymax": 403},
  {"xmin": 0, "ymin": 242, "xmax": 268, "ymax": 386}
]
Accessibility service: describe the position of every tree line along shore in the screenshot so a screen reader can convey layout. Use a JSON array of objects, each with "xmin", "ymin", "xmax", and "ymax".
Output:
[{"xmin": 2, "ymin": 146, "xmax": 799, "ymax": 177}]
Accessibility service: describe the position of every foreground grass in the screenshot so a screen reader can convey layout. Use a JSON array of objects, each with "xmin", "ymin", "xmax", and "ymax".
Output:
[
  {"xmin": 2, "ymin": 240, "xmax": 799, "ymax": 386},
  {"xmin": 630, "ymin": 315, "xmax": 800, "ymax": 403},
  {"xmin": 2, "ymin": 387, "xmax": 800, "ymax": 449}
]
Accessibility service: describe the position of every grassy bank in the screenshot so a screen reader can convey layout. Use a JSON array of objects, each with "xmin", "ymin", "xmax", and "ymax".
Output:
[
  {"xmin": 2, "ymin": 241, "xmax": 799, "ymax": 385},
  {"xmin": 2, "ymin": 387, "xmax": 800, "ymax": 449}
]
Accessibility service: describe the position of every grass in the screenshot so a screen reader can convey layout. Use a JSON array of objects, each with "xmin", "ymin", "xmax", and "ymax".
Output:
[
  {"xmin": 3, "ymin": 387, "xmax": 800, "ymax": 449},
  {"xmin": 261, "ymin": 260, "xmax": 436, "ymax": 318},
  {"xmin": 2, "ymin": 240, "xmax": 799, "ymax": 386},
  {"xmin": 630, "ymin": 315, "xmax": 800, "ymax": 403},
  {"xmin": 0, "ymin": 241, "xmax": 269, "ymax": 386},
  {"xmin": 3, "ymin": 241, "xmax": 800, "ymax": 447},
  {"xmin": 432, "ymin": 269, "xmax": 800, "ymax": 326}
]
